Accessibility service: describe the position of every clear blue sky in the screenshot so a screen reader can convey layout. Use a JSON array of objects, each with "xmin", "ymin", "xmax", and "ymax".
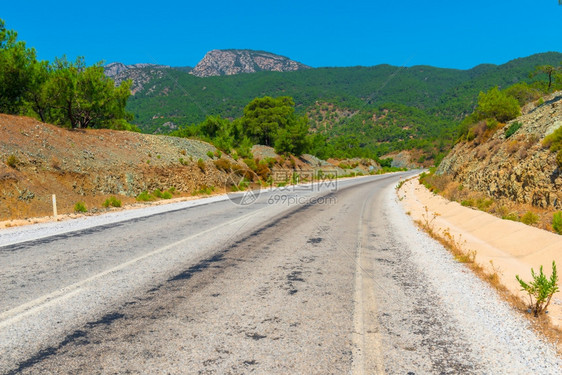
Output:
[{"xmin": 2, "ymin": 0, "xmax": 562, "ymax": 70}]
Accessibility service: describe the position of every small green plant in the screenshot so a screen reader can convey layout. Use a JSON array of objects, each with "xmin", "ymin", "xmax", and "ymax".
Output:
[
  {"xmin": 536, "ymin": 97, "xmax": 544, "ymax": 106},
  {"xmin": 161, "ymin": 191, "xmax": 173, "ymax": 199},
  {"xmin": 505, "ymin": 122, "xmax": 522, "ymax": 138},
  {"xmin": 206, "ymin": 151, "xmax": 214, "ymax": 159},
  {"xmin": 214, "ymin": 150, "xmax": 222, "ymax": 158},
  {"xmin": 74, "ymin": 202, "xmax": 87, "ymax": 213},
  {"xmin": 156, "ymin": 154, "xmax": 161, "ymax": 159},
  {"xmin": 243, "ymin": 158, "xmax": 257, "ymax": 172},
  {"xmin": 502, "ymin": 212, "xmax": 520, "ymax": 222},
  {"xmin": 461, "ymin": 199, "xmax": 474, "ymax": 207},
  {"xmin": 553, "ymin": 211, "xmax": 562, "ymax": 235},
  {"xmin": 521, "ymin": 211, "xmax": 539, "ymax": 225},
  {"xmin": 136, "ymin": 191, "xmax": 155, "ymax": 201},
  {"xmin": 516, "ymin": 261, "xmax": 559, "ymax": 317},
  {"xmin": 103, "ymin": 196, "xmax": 122, "ymax": 208},
  {"xmin": 153, "ymin": 189, "xmax": 164, "ymax": 198},
  {"xmin": 6, "ymin": 154, "xmax": 18, "ymax": 168}
]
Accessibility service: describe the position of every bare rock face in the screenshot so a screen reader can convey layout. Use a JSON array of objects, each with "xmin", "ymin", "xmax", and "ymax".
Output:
[
  {"xmin": 190, "ymin": 49, "xmax": 310, "ymax": 77},
  {"xmin": 437, "ymin": 91, "xmax": 562, "ymax": 209}
]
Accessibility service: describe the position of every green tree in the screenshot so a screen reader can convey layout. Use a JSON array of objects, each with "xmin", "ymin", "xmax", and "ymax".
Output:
[
  {"xmin": 241, "ymin": 96, "xmax": 295, "ymax": 146},
  {"xmin": 530, "ymin": 65, "xmax": 560, "ymax": 91},
  {"xmin": 476, "ymin": 86, "xmax": 520, "ymax": 123},
  {"xmin": 274, "ymin": 116, "xmax": 311, "ymax": 156},
  {"xmin": 45, "ymin": 57, "xmax": 133, "ymax": 129},
  {"xmin": 0, "ymin": 19, "xmax": 37, "ymax": 114}
]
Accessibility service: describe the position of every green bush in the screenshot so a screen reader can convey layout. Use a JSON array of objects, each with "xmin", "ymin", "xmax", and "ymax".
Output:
[
  {"xmin": 136, "ymin": 191, "xmax": 155, "ymax": 201},
  {"xmin": 505, "ymin": 122, "xmax": 522, "ymax": 138},
  {"xmin": 74, "ymin": 202, "xmax": 87, "ymax": 213},
  {"xmin": 476, "ymin": 86, "xmax": 520, "ymax": 123},
  {"xmin": 516, "ymin": 261, "xmax": 559, "ymax": 317},
  {"xmin": 206, "ymin": 151, "xmax": 214, "ymax": 159},
  {"xmin": 553, "ymin": 212, "xmax": 562, "ymax": 235},
  {"xmin": 6, "ymin": 154, "xmax": 18, "ymax": 168},
  {"xmin": 502, "ymin": 212, "xmax": 520, "ymax": 222},
  {"xmin": 103, "ymin": 196, "xmax": 122, "ymax": 208},
  {"xmin": 521, "ymin": 211, "xmax": 539, "ymax": 225},
  {"xmin": 476, "ymin": 198, "xmax": 494, "ymax": 211},
  {"xmin": 461, "ymin": 199, "xmax": 474, "ymax": 207},
  {"xmin": 243, "ymin": 158, "xmax": 257, "ymax": 172},
  {"xmin": 161, "ymin": 191, "xmax": 173, "ymax": 199},
  {"xmin": 543, "ymin": 126, "xmax": 562, "ymax": 152}
]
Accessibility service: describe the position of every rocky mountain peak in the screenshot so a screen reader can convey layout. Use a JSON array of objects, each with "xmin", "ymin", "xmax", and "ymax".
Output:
[{"xmin": 190, "ymin": 49, "xmax": 310, "ymax": 77}]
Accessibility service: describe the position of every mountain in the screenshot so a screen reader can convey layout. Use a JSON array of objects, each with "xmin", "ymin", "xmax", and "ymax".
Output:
[
  {"xmin": 109, "ymin": 52, "xmax": 562, "ymax": 159},
  {"xmin": 104, "ymin": 62, "xmax": 171, "ymax": 95},
  {"xmin": 104, "ymin": 62, "xmax": 169, "ymax": 79},
  {"xmin": 189, "ymin": 49, "xmax": 310, "ymax": 77}
]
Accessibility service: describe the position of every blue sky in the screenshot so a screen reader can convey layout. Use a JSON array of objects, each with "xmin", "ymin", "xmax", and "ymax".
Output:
[{"xmin": 2, "ymin": 0, "xmax": 562, "ymax": 69}]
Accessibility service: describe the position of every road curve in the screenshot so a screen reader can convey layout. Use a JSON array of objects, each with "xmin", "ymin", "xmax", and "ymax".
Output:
[{"xmin": 1, "ymin": 173, "xmax": 560, "ymax": 374}]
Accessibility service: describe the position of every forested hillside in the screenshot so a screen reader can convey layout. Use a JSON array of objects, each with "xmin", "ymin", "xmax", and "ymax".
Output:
[{"xmin": 122, "ymin": 52, "xmax": 562, "ymax": 161}]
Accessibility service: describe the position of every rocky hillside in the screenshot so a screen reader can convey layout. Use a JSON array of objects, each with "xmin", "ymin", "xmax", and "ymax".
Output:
[
  {"xmin": 437, "ymin": 91, "xmax": 562, "ymax": 209},
  {"xmin": 190, "ymin": 49, "xmax": 310, "ymax": 77},
  {"xmin": 0, "ymin": 115, "xmax": 376, "ymax": 221},
  {"xmin": 104, "ymin": 63, "xmax": 171, "ymax": 94}
]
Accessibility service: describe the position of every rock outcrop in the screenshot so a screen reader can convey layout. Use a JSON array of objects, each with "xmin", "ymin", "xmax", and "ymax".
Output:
[
  {"xmin": 190, "ymin": 49, "xmax": 310, "ymax": 77},
  {"xmin": 104, "ymin": 63, "xmax": 170, "ymax": 94},
  {"xmin": 437, "ymin": 92, "xmax": 562, "ymax": 209}
]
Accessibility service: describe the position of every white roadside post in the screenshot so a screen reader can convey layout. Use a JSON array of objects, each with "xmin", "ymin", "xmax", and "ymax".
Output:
[{"xmin": 52, "ymin": 194, "xmax": 58, "ymax": 220}]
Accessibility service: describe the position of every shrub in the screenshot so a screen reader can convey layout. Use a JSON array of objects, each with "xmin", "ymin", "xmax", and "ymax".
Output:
[
  {"xmin": 206, "ymin": 151, "xmax": 215, "ymax": 159},
  {"xmin": 197, "ymin": 158, "xmax": 205, "ymax": 172},
  {"xmin": 74, "ymin": 202, "xmax": 87, "ymax": 213},
  {"xmin": 557, "ymin": 150, "xmax": 562, "ymax": 168},
  {"xmin": 6, "ymin": 154, "xmax": 18, "ymax": 168},
  {"xmin": 461, "ymin": 199, "xmax": 474, "ymax": 207},
  {"xmin": 161, "ymin": 191, "xmax": 173, "ymax": 199},
  {"xmin": 542, "ymin": 126, "xmax": 562, "ymax": 152},
  {"xmin": 503, "ymin": 82, "xmax": 541, "ymax": 106},
  {"xmin": 136, "ymin": 191, "xmax": 155, "ymax": 201},
  {"xmin": 521, "ymin": 211, "xmax": 539, "ymax": 225},
  {"xmin": 505, "ymin": 122, "xmax": 522, "ymax": 138},
  {"xmin": 214, "ymin": 150, "xmax": 222, "ymax": 158},
  {"xmin": 553, "ymin": 212, "xmax": 562, "ymax": 235},
  {"xmin": 502, "ymin": 212, "xmax": 519, "ymax": 221},
  {"xmin": 243, "ymin": 158, "xmax": 257, "ymax": 172},
  {"xmin": 214, "ymin": 158, "xmax": 232, "ymax": 172},
  {"xmin": 516, "ymin": 261, "xmax": 559, "ymax": 317},
  {"xmin": 103, "ymin": 196, "xmax": 122, "ymax": 208},
  {"xmin": 537, "ymin": 97, "xmax": 544, "ymax": 106},
  {"xmin": 476, "ymin": 198, "xmax": 494, "ymax": 211},
  {"xmin": 476, "ymin": 86, "xmax": 520, "ymax": 123}
]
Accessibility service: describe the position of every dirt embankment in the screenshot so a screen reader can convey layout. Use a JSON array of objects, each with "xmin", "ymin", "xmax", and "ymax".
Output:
[{"xmin": 0, "ymin": 114, "xmax": 379, "ymax": 222}]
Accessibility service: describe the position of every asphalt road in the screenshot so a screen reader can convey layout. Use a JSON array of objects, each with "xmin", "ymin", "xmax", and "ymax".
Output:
[{"xmin": 1, "ymin": 172, "xmax": 560, "ymax": 374}]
